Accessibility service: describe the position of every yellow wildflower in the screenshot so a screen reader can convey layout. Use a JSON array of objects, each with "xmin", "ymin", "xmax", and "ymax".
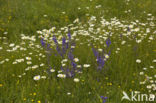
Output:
[
  {"xmin": 37, "ymin": 101, "xmax": 41, "ymax": 103},
  {"xmin": 0, "ymin": 84, "xmax": 3, "ymax": 87},
  {"xmin": 23, "ymin": 98, "xmax": 26, "ymax": 101},
  {"xmin": 33, "ymin": 92, "xmax": 36, "ymax": 96}
]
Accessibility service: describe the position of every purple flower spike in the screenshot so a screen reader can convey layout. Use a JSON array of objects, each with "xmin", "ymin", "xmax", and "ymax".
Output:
[
  {"xmin": 92, "ymin": 47, "xmax": 98, "ymax": 57},
  {"xmin": 100, "ymin": 96, "xmax": 107, "ymax": 103},
  {"xmin": 71, "ymin": 62, "xmax": 77, "ymax": 69},
  {"xmin": 97, "ymin": 56, "xmax": 105, "ymax": 70},
  {"xmin": 106, "ymin": 38, "xmax": 111, "ymax": 47},
  {"xmin": 68, "ymin": 31, "xmax": 71, "ymax": 40},
  {"xmin": 40, "ymin": 38, "xmax": 45, "ymax": 47},
  {"xmin": 47, "ymin": 43, "xmax": 51, "ymax": 50},
  {"xmin": 68, "ymin": 52, "xmax": 74, "ymax": 60},
  {"xmin": 52, "ymin": 35, "xmax": 58, "ymax": 44},
  {"xmin": 62, "ymin": 37, "xmax": 66, "ymax": 45}
]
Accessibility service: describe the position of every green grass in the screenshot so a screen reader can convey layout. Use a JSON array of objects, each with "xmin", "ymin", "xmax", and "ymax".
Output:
[
  {"xmin": 0, "ymin": 0, "xmax": 156, "ymax": 103},
  {"xmin": 1, "ymin": 0, "xmax": 156, "ymax": 39}
]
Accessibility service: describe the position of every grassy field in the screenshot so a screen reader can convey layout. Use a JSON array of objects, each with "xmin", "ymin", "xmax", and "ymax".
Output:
[{"xmin": 0, "ymin": 0, "xmax": 156, "ymax": 103}]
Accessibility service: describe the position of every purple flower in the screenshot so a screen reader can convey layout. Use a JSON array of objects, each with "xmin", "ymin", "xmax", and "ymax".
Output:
[
  {"xmin": 92, "ymin": 47, "xmax": 98, "ymax": 57},
  {"xmin": 100, "ymin": 96, "xmax": 107, "ymax": 103},
  {"xmin": 106, "ymin": 38, "xmax": 111, "ymax": 47},
  {"xmin": 68, "ymin": 31, "xmax": 71, "ymax": 40},
  {"xmin": 68, "ymin": 51, "xmax": 74, "ymax": 60},
  {"xmin": 47, "ymin": 43, "xmax": 51, "ymax": 51},
  {"xmin": 92, "ymin": 43, "xmax": 111, "ymax": 71},
  {"xmin": 40, "ymin": 38, "xmax": 45, "ymax": 47},
  {"xmin": 97, "ymin": 56, "xmax": 105, "ymax": 70},
  {"xmin": 52, "ymin": 35, "xmax": 58, "ymax": 44},
  {"xmin": 45, "ymin": 33, "xmax": 80, "ymax": 78},
  {"xmin": 61, "ymin": 67, "xmax": 75, "ymax": 78},
  {"xmin": 62, "ymin": 37, "xmax": 66, "ymax": 45},
  {"xmin": 62, "ymin": 37, "xmax": 67, "ymax": 56},
  {"xmin": 71, "ymin": 61, "xmax": 77, "ymax": 69}
]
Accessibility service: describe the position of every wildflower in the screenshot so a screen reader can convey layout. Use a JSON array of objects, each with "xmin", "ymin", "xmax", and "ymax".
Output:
[
  {"xmin": 33, "ymin": 75, "xmax": 41, "ymax": 81},
  {"xmin": 12, "ymin": 62, "xmax": 17, "ymax": 64},
  {"xmin": 105, "ymin": 54, "xmax": 109, "ymax": 59},
  {"xmin": 62, "ymin": 63, "xmax": 66, "ymax": 67},
  {"xmin": 74, "ymin": 58, "xmax": 79, "ymax": 62},
  {"xmin": 29, "ymin": 52, "xmax": 33, "ymax": 55},
  {"xmin": 37, "ymin": 101, "xmax": 41, "ymax": 103},
  {"xmin": 32, "ymin": 65, "xmax": 39, "ymax": 69},
  {"xmin": 40, "ymin": 63, "xmax": 44, "ymax": 66},
  {"xmin": 136, "ymin": 59, "xmax": 141, "ymax": 63},
  {"xmin": 0, "ymin": 84, "xmax": 3, "ymax": 87},
  {"xmin": 73, "ymin": 18, "xmax": 79, "ymax": 23},
  {"xmin": 153, "ymin": 59, "xmax": 156, "ymax": 63},
  {"xmin": 22, "ymin": 73, "xmax": 26, "ymax": 75},
  {"xmin": 43, "ymin": 15, "xmax": 47, "ymax": 17},
  {"xmin": 62, "ymin": 59, "xmax": 68, "ymax": 62},
  {"xmin": 115, "ymin": 51, "xmax": 119, "ymax": 54},
  {"xmin": 147, "ymin": 85, "xmax": 152, "ymax": 89},
  {"xmin": 98, "ymin": 49, "xmax": 103, "ymax": 52},
  {"xmin": 26, "ymin": 57, "xmax": 32, "ymax": 60},
  {"xmin": 77, "ymin": 65, "xmax": 82, "ymax": 68},
  {"xmin": 71, "ymin": 46, "xmax": 75, "ymax": 48},
  {"xmin": 41, "ymin": 76, "xmax": 46, "ymax": 79},
  {"xmin": 67, "ymin": 92, "xmax": 71, "ymax": 95},
  {"xmin": 140, "ymin": 72, "xmax": 144, "ymax": 75},
  {"xmin": 3, "ymin": 32, "xmax": 8, "ymax": 35},
  {"xmin": 16, "ymin": 59, "xmax": 24, "ymax": 63},
  {"xmin": 83, "ymin": 64, "xmax": 90, "ymax": 68},
  {"xmin": 71, "ymin": 62, "xmax": 77, "ymax": 69},
  {"xmin": 52, "ymin": 36, "xmax": 58, "ymax": 44},
  {"xmin": 62, "ymin": 12, "xmax": 66, "ymax": 14},
  {"xmin": 50, "ymin": 69, "xmax": 55, "ymax": 72},
  {"xmin": 121, "ymin": 41, "xmax": 126, "ymax": 45},
  {"xmin": 57, "ymin": 74, "xmax": 66, "ymax": 78},
  {"xmin": 140, "ymin": 81, "xmax": 145, "ymax": 85},
  {"xmin": 100, "ymin": 96, "xmax": 107, "ymax": 103},
  {"xmin": 134, "ymin": 28, "xmax": 140, "ymax": 32},
  {"xmin": 40, "ymin": 38, "xmax": 45, "ymax": 47},
  {"xmin": 0, "ymin": 60, "xmax": 5, "ymax": 64},
  {"xmin": 58, "ymin": 70, "xmax": 63, "ymax": 73},
  {"xmin": 9, "ymin": 43, "xmax": 15, "ymax": 47},
  {"xmin": 117, "ymin": 48, "xmax": 120, "ymax": 50},
  {"xmin": 27, "ymin": 61, "xmax": 32, "ymax": 65},
  {"xmin": 5, "ymin": 59, "xmax": 9, "ymax": 62},
  {"xmin": 150, "ymin": 66, "xmax": 154, "ymax": 68},
  {"xmin": 136, "ymin": 40, "xmax": 142, "ymax": 43},
  {"xmin": 74, "ymin": 78, "xmax": 80, "ymax": 82},
  {"xmin": 33, "ymin": 93, "xmax": 36, "ymax": 96},
  {"xmin": 106, "ymin": 38, "xmax": 111, "ymax": 47},
  {"xmin": 68, "ymin": 51, "xmax": 74, "ymax": 60},
  {"xmin": 143, "ymin": 68, "xmax": 147, "ymax": 70}
]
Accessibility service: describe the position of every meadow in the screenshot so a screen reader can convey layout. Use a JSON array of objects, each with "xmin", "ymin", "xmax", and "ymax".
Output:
[{"xmin": 0, "ymin": 0, "xmax": 156, "ymax": 103}]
